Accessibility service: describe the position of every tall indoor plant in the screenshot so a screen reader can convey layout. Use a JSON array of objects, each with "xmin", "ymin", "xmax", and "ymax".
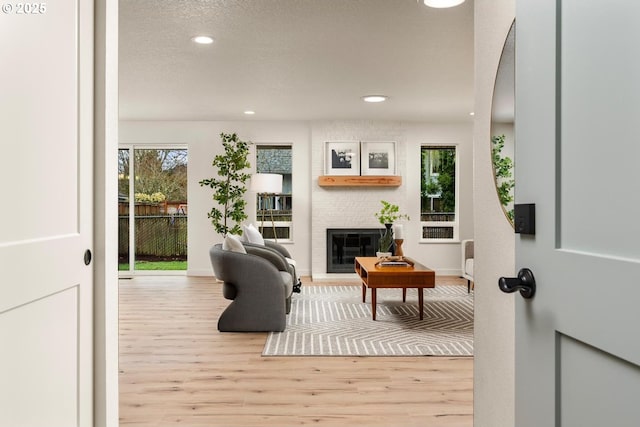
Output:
[{"xmin": 199, "ymin": 133, "xmax": 251, "ymax": 236}]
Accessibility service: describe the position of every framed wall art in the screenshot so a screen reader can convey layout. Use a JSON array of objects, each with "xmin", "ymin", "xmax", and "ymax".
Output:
[
  {"xmin": 360, "ymin": 141, "xmax": 396, "ymax": 175},
  {"xmin": 324, "ymin": 141, "xmax": 360, "ymax": 175}
]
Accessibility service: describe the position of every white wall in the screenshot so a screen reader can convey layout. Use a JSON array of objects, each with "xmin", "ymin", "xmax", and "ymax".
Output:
[
  {"xmin": 94, "ymin": 0, "xmax": 120, "ymax": 425},
  {"xmin": 119, "ymin": 119, "xmax": 472, "ymax": 279},
  {"xmin": 474, "ymin": 1, "xmax": 516, "ymax": 426}
]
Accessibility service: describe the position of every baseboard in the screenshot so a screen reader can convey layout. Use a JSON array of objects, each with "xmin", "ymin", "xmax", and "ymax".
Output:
[
  {"xmin": 298, "ymin": 269, "xmax": 311, "ymax": 277},
  {"xmin": 188, "ymin": 269, "xmax": 459, "ymax": 279},
  {"xmin": 189, "ymin": 268, "xmax": 309, "ymax": 278},
  {"xmin": 312, "ymin": 273, "xmax": 359, "ymax": 281},
  {"xmin": 438, "ymin": 269, "xmax": 463, "ymax": 277},
  {"xmin": 187, "ymin": 268, "xmax": 213, "ymax": 277},
  {"xmin": 312, "ymin": 270, "xmax": 462, "ymax": 281}
]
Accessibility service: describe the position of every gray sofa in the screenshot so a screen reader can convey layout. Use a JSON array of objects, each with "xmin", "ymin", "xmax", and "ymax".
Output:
[{"xmin": 209, "ymin": 243, "xmax": 294, "ymax": 332}]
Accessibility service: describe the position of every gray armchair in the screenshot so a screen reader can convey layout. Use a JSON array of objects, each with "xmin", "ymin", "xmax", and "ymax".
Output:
[
  {"xmin": 269, "ymin": 240, "xmax": 302, "ymax": 293},
  {"xmin": 244, "ymin": 240, "xmax": 302, "ymax": 293},
  {"xmin": 209, "ymin": 244, "xmax": 293, "ymax": 332}
]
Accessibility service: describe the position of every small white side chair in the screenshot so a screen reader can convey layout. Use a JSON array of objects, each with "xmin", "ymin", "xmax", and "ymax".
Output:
[{"xmin": 461, "ymin": 239, "xmax": 474, "ymax": 293}]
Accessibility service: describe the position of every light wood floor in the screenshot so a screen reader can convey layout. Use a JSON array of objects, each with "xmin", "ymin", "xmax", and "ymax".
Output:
[{"xmin": 119, "ymin": 275, "xmax": 473, "ymax": 426}]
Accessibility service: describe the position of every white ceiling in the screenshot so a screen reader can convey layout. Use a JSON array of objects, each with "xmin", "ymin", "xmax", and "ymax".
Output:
[{"xmin": 119, "ymin": 0, "xmax": 475, "ymax": 122}]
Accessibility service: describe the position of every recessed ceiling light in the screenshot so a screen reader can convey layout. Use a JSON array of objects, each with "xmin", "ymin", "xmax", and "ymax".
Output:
[
  {"xmin": 423, "ymin": 0, "xmax": 465, "ymax": 8},
  {"xmin": 192, "ymin": 36, "xmax": 214, "ymax": 44},
  {"xmin": 469, "ymin": 112, "xmax": 475, "ymax": 116},
  {"xmin": 362, "ymin": 95, "xmax": 388, "ymax": 103},
  {"xmin": 244, "ymin": 110, "xmax": 255, "ymax": 115}
]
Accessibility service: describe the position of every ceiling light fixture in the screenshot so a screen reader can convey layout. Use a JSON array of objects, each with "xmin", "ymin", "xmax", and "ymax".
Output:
[
  {"xmin": 362, "ymin": 95, "xmax": 388, "ymax": 103},
  {"xmin": 244, "ymin": 110, "xmax": 255, "ymax": 115},
  {"xmin": 422, "ymin": 0, "xmax": 465, "ymax": 8},
  {"xmin": 192, "ymin": 35, "xmax": 214, "ymax": 44}
]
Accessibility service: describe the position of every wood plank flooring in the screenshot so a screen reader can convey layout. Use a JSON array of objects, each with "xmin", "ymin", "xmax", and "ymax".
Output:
[{"xmin": 119, "ymin": 275, "xmax": 473, "ymax": 426}]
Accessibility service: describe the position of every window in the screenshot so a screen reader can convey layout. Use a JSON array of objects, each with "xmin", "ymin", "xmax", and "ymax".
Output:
[
  {"xmin": 118, "ymin": 147, "xmax": 188, "ymax": 273},
  {"xmin": 420, "ymin": 146, "xmax": 458, "ymax": 241},
  {"xmin": 256, "ymin": 145, "xmax": 292, "ymax": 240}
]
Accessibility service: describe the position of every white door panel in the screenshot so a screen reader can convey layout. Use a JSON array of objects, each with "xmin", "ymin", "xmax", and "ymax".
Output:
[
  {"xmin": 559, "ymin": 1, "xmax": 640, "ymax": 260},
  {"xmin": 0, "ymin": 0, "xmax": 94, "ymax": 426},
  {"xmin": 515, "ymin": 1, "xmax": 640, "ymax": 425},
  {"xmin": 559, "ymin": 335, "xmax": 640, "ymax": 426},
  {"xmin": 0, "ymin": 288, "xmax": 79, "ymax": 427},
  {"xmin": 0, "ymin": 0, "xmax": 79, "ymax": 244},
  {"xmin": 1, "ymin": 237, "xmax": 82, "ymax": 312}
]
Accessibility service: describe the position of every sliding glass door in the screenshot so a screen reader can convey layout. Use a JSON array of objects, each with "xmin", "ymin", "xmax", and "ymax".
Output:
[{"xmin": 118, "ymin": 147, "xmax": 188, "ymax": 274}]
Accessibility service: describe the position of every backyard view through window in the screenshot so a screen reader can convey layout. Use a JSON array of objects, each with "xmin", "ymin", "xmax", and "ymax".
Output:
[
  {"xmin": 420, "ymin": 146, "xmax": 457, "ymax": 240},
  {"xmin": 256, "ymin": 145, "xmax": 292, "ymax": 240},
  {"xmin": 118, "ymin": 148, "xmax": 188, "ymax": 272}
]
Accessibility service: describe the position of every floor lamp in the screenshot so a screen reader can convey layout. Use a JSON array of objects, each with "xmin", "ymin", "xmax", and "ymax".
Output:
[{"xmin": 250, "ymin": 173, "xmax": 283, "ymax": 242}]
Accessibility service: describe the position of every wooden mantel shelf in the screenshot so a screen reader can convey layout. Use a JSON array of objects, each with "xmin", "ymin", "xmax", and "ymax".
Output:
[{"xmin": 318, "ymin": 175, "xmax": 402, "ymax": 187}]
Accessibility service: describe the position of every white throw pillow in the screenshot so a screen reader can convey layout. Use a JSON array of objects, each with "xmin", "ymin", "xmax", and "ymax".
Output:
[
  {"xmin": 222, "ymin": 234, "xmax": 246, "ymax": 254},
  {"xmin": 243, "ymin": 223, "xmax": 265, "ymax": 245}
]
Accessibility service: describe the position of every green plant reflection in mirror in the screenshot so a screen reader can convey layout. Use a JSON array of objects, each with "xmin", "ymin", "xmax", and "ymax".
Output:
[
  {"xmin": 492, "ymin": 134, "xmax": 514, "ymax": 222},
  {"xmin": 491, "ymin": 20, "xmax": 515, "ymax": 225}
]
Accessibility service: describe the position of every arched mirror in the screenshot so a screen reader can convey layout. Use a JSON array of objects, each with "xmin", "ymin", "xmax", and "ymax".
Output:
[{"xmin": 491, "ymin": 20, "xmax": 515, "ymax": 225}]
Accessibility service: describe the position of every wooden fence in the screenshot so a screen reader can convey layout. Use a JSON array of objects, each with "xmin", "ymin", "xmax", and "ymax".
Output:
[
  {"xmin": 118, "ymin": 202, "xmax": 187, "ymax": 216},
  {"xmin": 119, "ymin": 215, "xmax": 187, "ymax": 259}
]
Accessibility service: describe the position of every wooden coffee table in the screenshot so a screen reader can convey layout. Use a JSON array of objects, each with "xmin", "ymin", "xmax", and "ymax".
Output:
[{"xmin": 354, "ymin": 257, "xmax": 435, "ymax": 320}]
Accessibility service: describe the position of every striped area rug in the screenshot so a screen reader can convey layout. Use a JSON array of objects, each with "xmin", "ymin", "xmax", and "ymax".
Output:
[{"xmin": 263, "ymin": 284, "xmax": 473, "ymax": 357}]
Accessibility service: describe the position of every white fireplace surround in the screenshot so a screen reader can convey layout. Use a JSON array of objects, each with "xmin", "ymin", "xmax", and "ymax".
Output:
[{"xmin": 310, "ymin": 121, "xmax": 472, "ymax": 279}]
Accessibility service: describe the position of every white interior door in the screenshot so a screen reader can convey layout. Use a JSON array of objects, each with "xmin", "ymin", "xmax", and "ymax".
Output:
[
  {"xmin": 0, "ymin": 1, "xmax": 94, "ymax": 426},
  {"xmin": 514, "ymin": 0, "xmax": 640, "ymax": 425}
]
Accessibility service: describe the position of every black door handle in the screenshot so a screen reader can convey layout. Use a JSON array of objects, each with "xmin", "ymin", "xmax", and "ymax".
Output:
[
  {"xmin": 84, "ymin": 249, "xmax": 92, "ymax": 266},
  {"xmin": 499, "ymin": 268, "xmax": 536, "ymax": 299}
]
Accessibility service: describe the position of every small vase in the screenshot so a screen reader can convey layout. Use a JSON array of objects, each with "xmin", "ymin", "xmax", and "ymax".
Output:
[{"xmin": 378, "ymin": 223, "xmax": 395, "ymax": 255}]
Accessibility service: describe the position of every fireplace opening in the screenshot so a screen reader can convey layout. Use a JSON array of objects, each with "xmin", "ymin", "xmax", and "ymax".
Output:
[{"xmin": 326, "ymin": 228, "xmax": 382, "ymax": 273}]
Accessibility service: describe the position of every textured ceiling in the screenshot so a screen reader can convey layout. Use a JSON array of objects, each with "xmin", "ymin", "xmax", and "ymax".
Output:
[{"xmin": 119, "ymin": 0, "xmax": 474, "ymax": 122}]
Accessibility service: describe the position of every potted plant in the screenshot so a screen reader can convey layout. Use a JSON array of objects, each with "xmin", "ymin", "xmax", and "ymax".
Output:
[
  {"xmin": 199, "ymin": 133, "xmax": 252, "ymax": 236},
  {"xmin": 374, "ymin": 200, "xmax": 409, "ymax": 256}
]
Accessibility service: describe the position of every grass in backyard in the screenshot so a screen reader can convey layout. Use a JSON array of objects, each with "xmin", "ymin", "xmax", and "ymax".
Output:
[{"xmin": 118, "ymin": 260, "xmax": 187, "ymax": 271}]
